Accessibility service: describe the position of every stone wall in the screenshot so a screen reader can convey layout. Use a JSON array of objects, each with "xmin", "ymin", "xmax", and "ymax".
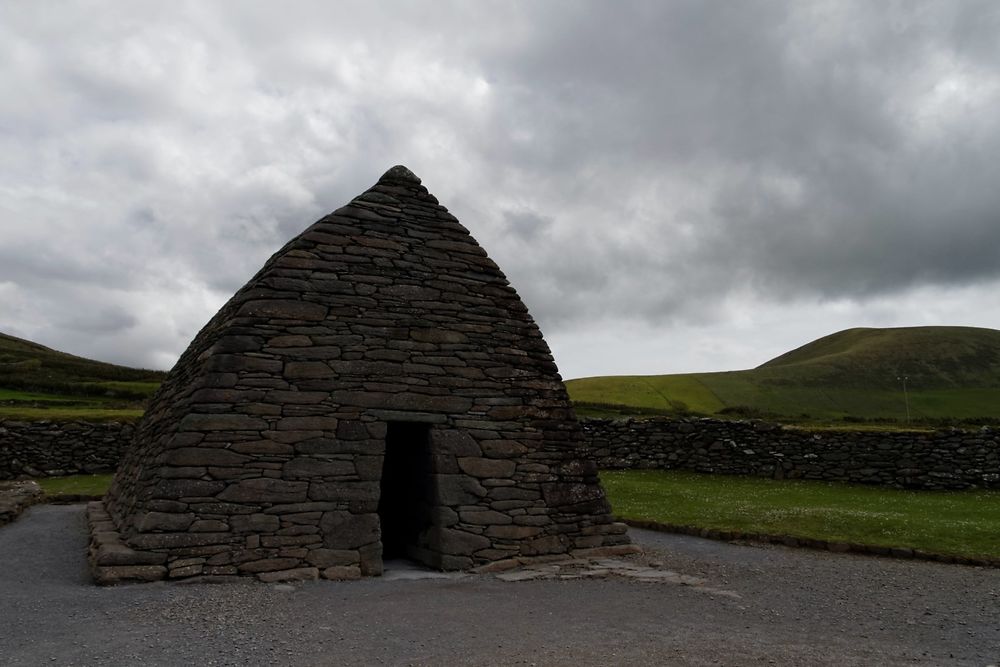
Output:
[
  {"xmin": 5, "ymin": 416, "xmax": 999, "ymax": 492},
  {"xmin": 580, "ymin": 418, "xmax": 1000, "ymax": 490},
  {"xmin": 0, "ymin": 420, "xmax": 133, "ymax": 479}
]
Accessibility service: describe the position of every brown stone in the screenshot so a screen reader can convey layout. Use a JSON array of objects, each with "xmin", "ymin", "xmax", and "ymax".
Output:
[
  {"xmin": 480, "ymin": 440, "xmax": 528, "ymax": 458},
  {"xmin": 434, "ymin": 430, "xmax": 482, "ymax": 456},
  {"xmin": 283, "ymin": 361, "xmax": 333, "ymax": 379},
  {"xmin": 163, "ymin": 447, "xmax": 250, "ymax": 467},
  {"xmin": 459, "ymin": 510, "xmax": 513, "ymax": 526},
  {"xmin": 308, "ymin": 481, "xmax": 379, "ymax": 503},
  {"xmin": 230, "ymin": 514, "xmax": 280, "ymax": 533},
  {"xmin": 434, "ymin": 528, "xmax": 492, "ymax": 556},
  {"xmin": 457, "ymin": 457, "xmax": 516, "ymax": 479},
  {"xmin": 178, "ymin": 414, "xmax": 267, "ymax": 432},
  {"xmin": 151, "ymin": 479, "xmax": 226, "ymax": 500},
  {"xmin": 95, "ymin": 544, "xmax": 169, "ymax": 566},
  {"xmin": 307, "ymin": 549, "xmax": 360, "ymax": 568},
  {"xmin": 485, "ymin": 525, "xmax": 544, "ymax": 540},
  {"xmin": 217, "ymin": 478, "xmax": 309, "ymax": 504},
  {"xmin": 284, "ymin": 457, "xmax": 356, "ymax": 478},
  {"xmin": 436, "ymin": 474, "xmax": 488, "ymax": 504},
  {"xmin": 276, "ymin": 416, "xmax": 340, "ymax": 431},
  {"xmin": 236, "ymin": 300, "xmax": 327, "ymax": 321},
  {"xmin": 237, "ymin": 558, "xmax": 301, "ymax": 573},
  {"xmin": 136, "ymin": 512, "xmax": 196, "ymax": 532},
  {"xmin": 229, "ymin": 440, "xmax": 295, "ymax": 455},
  {"xmin": 319, "ymin": 512, "xmax": 379, "ymax": 550},
  {"xmin": 129, "ymin": 532, "xmax": 235, "ymax": 550}
]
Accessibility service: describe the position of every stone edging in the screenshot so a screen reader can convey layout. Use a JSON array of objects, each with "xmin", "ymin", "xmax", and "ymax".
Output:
[{"xmin": 621, "ymin": 518, "xmax": 1000, "ymax": 569}]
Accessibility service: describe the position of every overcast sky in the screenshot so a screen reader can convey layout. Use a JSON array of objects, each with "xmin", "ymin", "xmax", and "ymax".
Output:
[{"xmin": 3, "ymin": 1, "xmax": 1000, "ymax": 380}]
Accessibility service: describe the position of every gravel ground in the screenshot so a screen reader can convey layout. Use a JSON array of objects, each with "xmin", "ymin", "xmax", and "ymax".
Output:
[{"xmin": 2, "ymin": 504, "xmax": 998, "ymax": 666}]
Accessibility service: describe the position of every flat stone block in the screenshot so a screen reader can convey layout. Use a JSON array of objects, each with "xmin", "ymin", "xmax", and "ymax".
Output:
[
  {"xmin": 168, "ymin": 564, "xmax": 204, "ymax": 578},
  {"xmin": 307, "ymin": 548, "xmax": 360, "ymax": 568},
  {"xmin": 151, "ymin": 479, "xmax": 226, "ymax": 500},
  {"xmin": 217, "ymin": 478, "xmax": 309, "ymax": 503},
  {"xmin": 130, "ymin": 532, "xmax": 236, "ymax": 550},
  {"xmin": 258, "ymin": 567, "xmax": 319, "ymax": 583},
  {"xmin": 136, "ymin": 511, "xmax": 196, "ymax": 532},
  {"xmin": 96, "ymin": 544, "xmax": 168, "ymax": 567},
  {"xmin": 236, "ymin": 299, "xmax": 327, "ymax": 321},
  {"xmin": 486, "ymin": 525, "xmax": 543, "ymax": 540},
  {"xmin": 319, "ymin": 512, "xmax": 379, "ymax": 550},
  {"xmin": 434, "ymin": 528, "xmax": 492, "ymax": 556},
  {"xmin": 178, "ymin": 414, "xmax": 267, "ymax": 432},
  {"xmin": 230, "ymin": 513, "xmax": 280, "ymax": 533},
  {"xmin": 277, "ymin": 416, "xmax": 339, "ymax": 431},
  {"xmin": 164, "ymin": 447, "xmax": 250, "ymax": 467},
  {"xmin": 237, "ymin": 558, "xmax": 302, "ymax": 573},
  {"xmin": 284, "ymin": 457, "xmax": 356, "ymax": 478},
  {"xmin": 457, "ymin": 457, "xmax": 516, "ymax": 479},
  {"xmin": 459, "ymin": 510, "xmax": 513, "ymax": 526}
]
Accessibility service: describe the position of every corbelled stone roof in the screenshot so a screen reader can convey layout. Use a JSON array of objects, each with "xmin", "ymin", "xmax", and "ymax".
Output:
[{"xmin": 93, "ymin": 165, "xmax": 633, "ymax": 584}]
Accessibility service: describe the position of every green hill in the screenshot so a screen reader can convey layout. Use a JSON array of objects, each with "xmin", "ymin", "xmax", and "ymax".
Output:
[
  {"xmin": 566, "ymin": 326, "xmax": 1000, "ymax": 425},
  {"xmin": 0, "ymin": 332, "xmax": 166, "ymax": 421}
]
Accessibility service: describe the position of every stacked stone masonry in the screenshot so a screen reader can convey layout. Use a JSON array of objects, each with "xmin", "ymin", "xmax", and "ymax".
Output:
[
  {"xmin": 93, "ymin": 165, "xmax": 631, "ymax": 585},
  {"xmin": 5, "ymin": 417, "xmax": 998, "ymax": 492},
  {"xmin": 582, "ymin": 418, "xmax": 1000, "ymax": 489},
  {"xmin": 0, "ymin": 420, "xmax": 132, "ymax": 479}
]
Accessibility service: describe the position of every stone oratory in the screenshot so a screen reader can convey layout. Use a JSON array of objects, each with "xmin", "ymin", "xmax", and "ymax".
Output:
[{"xmin": 89, "ymin": 165, "xmax": 634, "ymax": 583}]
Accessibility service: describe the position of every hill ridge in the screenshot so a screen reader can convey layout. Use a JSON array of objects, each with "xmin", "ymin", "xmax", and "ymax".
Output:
[{"xmin": 567, "ymin": 325, "xmax": 1000, "ymax": 423}]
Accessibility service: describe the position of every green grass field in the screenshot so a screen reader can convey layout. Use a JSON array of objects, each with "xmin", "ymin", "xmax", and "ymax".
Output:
[
  {"xmin": 568, "ymin": 326, "xmax": 1000, "ymax": 426},
  {"xmin": 36, "ymin": 474, "xmax": 114, "ymax": 497},
  {"xmin": 601, "ymin": 470, "xmax": 1000, "ymax": 561},
  {"xmin": 0, "ymin": 332, "xmax": 164, "ymax": 421},
  {"xmin": 0, "ymin": 388, "xmax": 147, "ymax": 421}
]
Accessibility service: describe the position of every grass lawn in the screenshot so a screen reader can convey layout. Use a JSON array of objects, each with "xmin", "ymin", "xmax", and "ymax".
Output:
[
  {"xmin": 0, "ymin": 388, "xmax": 145, "ymax": 421},
  {"xmin": 601, "ymin": 469, "xmax": 1000, "ymax": 561},
  {"xmin": 36, "ymin": 474, "xmax": 114, "ymax": 497}
]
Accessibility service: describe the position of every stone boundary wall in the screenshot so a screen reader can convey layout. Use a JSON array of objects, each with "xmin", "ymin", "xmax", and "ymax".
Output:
[
  {"xmin": 579, "ymin": 418, "xmax": 1000, "ymax": 490},
  {"xmin": 3, "ymin": 416, "xmax": 999, "ymax": 491},
  {"xmin": 0, "ymin": 420, "xmax": 133, "ymax": 479}
]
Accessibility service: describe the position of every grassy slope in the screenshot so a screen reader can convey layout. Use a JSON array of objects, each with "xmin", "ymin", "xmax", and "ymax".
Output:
[
  {"xmin": 601, "ymin": 470, "xmax": 1000, "ymax": 560},
  {"xmin": 567, "ymin": 326, "xmax": 1000, "ymax": 422},
  {"xmin": 0, "ymin": 332, "xmax": 165, "ymax": 421}
]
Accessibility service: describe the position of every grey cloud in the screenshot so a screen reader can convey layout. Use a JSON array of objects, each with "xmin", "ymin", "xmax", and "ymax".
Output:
[{"xmin": 2, "ymin": 0, "xmax": 999, "ymax": 374}]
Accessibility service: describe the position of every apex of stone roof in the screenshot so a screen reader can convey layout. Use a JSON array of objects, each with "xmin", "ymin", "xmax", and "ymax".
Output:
[{"xmin": 379, "ymin": 165, "xmax": 421, "ymax": 185}]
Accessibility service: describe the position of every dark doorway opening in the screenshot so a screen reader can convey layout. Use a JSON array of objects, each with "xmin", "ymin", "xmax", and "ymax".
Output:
[{"xmin": 378, "ymin": 422, "xmax": 434, "ymax": 562}]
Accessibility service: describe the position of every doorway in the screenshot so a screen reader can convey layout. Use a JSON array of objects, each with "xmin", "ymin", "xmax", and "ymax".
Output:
[{"xmin": 377, "ymin": 422, "xmax": 434, "ymax": 562}]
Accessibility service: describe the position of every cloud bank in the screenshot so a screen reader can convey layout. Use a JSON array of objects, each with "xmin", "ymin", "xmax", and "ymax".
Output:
[{"xmin": 2, "ymin": 1, "xmax": 999, "ymax": 377}]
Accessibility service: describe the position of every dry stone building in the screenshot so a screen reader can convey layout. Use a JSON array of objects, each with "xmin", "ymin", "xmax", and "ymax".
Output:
[{"xmin": 89, "ymin": 165, "xmax": 633, "ymax": 583}]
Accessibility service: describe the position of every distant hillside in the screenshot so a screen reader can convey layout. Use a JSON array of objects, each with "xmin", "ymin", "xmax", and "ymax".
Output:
[
  {"xmin": 566, "ymin": 326, "xmax": 1000, "ymax": 424},
  {"xmin": 758, "ymin": 327, "xmax": 1000, "ymax": 389},
  {"xmin": 0, "ymin": 332, "xmax": 165, "ymax": 421}
]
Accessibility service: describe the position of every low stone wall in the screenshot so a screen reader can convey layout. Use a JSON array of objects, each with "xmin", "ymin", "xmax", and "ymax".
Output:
[
  {"xmin": 579, "ymin": 418, "xmax": 1000, "ymax": 490},
  {"xmin": 0, "ymin": 420, "xmax": 133, "ymax": 479},
  {"xmin": 3, "ymin": 416, "xmax": 999, "ymax": 491}
]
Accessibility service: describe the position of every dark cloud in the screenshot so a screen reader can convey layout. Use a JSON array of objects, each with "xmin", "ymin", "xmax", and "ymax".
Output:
[{"xmin": 1, "ymin": 1, "xmax": 999, "ymax": 376}]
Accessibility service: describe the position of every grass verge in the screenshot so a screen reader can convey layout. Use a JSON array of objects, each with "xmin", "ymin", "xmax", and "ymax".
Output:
[
  {"xmin": 600, "ymin": 470, "xmax": 1000, "ymax": 561},
  {"xmin": 36, "ymin": 474, "xmax": 113, "ymax": 497}
]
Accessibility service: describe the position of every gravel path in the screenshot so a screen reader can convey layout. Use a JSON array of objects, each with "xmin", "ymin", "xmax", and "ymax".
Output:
[{"xmin": 2, "ymin": 504, "xmax": 997, "ymax": 666}]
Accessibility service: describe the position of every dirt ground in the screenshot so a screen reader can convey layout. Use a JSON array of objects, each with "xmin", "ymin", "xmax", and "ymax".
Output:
[{"xmin": 2, "ymin": 504, "xmax": 997, "ymax": 666}]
